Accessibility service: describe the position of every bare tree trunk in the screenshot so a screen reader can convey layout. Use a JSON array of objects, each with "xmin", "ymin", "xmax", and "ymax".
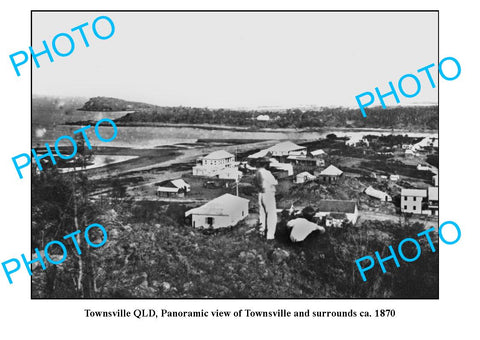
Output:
[{"xmin": 73, "ymin": 199, "xmax": 84, "ymax": 297}]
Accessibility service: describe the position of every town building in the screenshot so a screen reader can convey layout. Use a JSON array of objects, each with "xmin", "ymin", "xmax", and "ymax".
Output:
[
  {"xmin": 295, "ymin": 171, "xmax": 316, "ymax": 184},
  {"xmin": 364, "ymin": 186, "xmax": 392, "ymax": 202},
  {"xmin": 192, "ymin": 150, "xmax": 242, "ymax": 180},
  {"xmin": 318, "ymin": 165, "xmax": 343, "ymax": 183},
  {"xmin": 287, "ymin": 155, "xmax": 325, "ymax": 167},
  {"xmin": 185, "ymin": 193, "xmax": 249, "ymax": 229},
  {"xmin": 314, "ymin": 200, "xmax": 358, "ymax": 227},
  {"xmin": 269, "ymin": 160, "xmax": 294, "ymax": 178},
  {"xmin": 401, "ymin": 188, "xmax": 427, "ymax": 214},
  {"xmin": 247, "ymin": 141, "xmax": 307, "ymax": 159},
  {"xmin": 428, "ymin": 186, "xmax": 439, "ymax": 216},
  {"xmin": 156, "ymin": 179, "xmax": 191, "ymax": 197}
]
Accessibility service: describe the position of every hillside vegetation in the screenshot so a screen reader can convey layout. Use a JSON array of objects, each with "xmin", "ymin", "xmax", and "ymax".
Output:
[
  {"xmin": 79, "ymin": 96, "xmax": 438, "ymax": 130},
  {"xmin": 32, "ymin": 168, "xmax": 439, "ymax": 298}
]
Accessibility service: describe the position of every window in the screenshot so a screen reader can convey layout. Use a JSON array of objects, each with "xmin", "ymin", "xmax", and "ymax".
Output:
[
  {"xmin": 413, "ymin": 206, "xmax": 416, "ymax": 210},
  {"xmin": 404, "ymin": 205, "xmax": 407, "ymax": 210},
  {"xmin": 242, "ymin": 210, "xmax": 244, "ymax": 216},
  {"xmin": 413, "ymin": 197, "xmax": 416, "ymax": 201},
  {"xmin": 206, "ymin": 217, "xmax": 214, "ymax": 225}
]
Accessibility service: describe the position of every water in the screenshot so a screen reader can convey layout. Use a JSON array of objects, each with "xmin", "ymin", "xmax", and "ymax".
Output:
[{"xmin": 32, "ymin": 110, "xmax": 438, "ymax": 149}]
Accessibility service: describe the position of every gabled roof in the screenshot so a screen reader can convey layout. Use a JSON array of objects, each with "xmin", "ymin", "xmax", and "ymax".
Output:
[
  {"xmin": 296, "ymin": 171, "xmax": 316, "ymax": 179},
  {"xmin": 248, "ymin": 149, "xmax": 270, "ymax": 159},
  {"xmin": 248, "ymin": 141, "xmax": 305, "ymax": 158},
  {"xmin": 317, "ymin": 200, "xmax": 357, "ymax": 214},
  {"xmin": 319, "ymin": 165, "xmax": 343, "ymax": 176},
  {"xmin": 204, "ymin": 150, "xmax": 234, "ymax": 160},
  {"xmin": 185, "ymin": 194, "xmax": 249, "ymax": 217},
  {"xmin": 401, "ymin": 188, "xmax": 427, "ymax": 197},
  {"xmin": 268, "ymin": 141, "xmax": 306, "ymax": 153},
  {"xmin": 171, "ymin": 179, "xmax": 189, "ymax": 189},
  {"xmin": 157, "ymin": 178, "xmax": 189, "ymax": 188},
  {"xmin": 364, "ymin": 186, "xmax": 391, "ymax": 200}
]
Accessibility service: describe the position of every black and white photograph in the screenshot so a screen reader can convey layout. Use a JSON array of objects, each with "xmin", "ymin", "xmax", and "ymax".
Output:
[{"xmin": 31, "ymin": 11, "xmax": 439, "ymax": 299}]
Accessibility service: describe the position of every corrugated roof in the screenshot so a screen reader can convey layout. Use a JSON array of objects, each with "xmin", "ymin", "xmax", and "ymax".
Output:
[
  {"xmin": 401, "ymin": 188, "xmax": 427, "ymax": 197},
  {"xmin": 319, "ymin": 165, "xmax": 343, "ymax": 176},
  {"xmin": 204, "ymin": 150, "xmax": 234, "ymax": 160},
  {"xmin": 317, "ymin": 200, "xmax": 357, "ymax": 214},
  {"xmin": 185, "ymin": 194, "xmax": 249, "ymax": 217}
]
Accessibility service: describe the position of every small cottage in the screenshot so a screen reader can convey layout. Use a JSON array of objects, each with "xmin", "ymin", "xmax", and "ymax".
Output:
[
  {"xmin": 295, "ymin": 171, "xmax": 316, "ymax": 184},
  {"xmin": 185, "ymin": 193, "xmax": 249, "ymax": 229},
  {"xmin": 318, "ymin": 165, "xmax": 343, "ymax": 183},
  {"xmin": 156, "ymin": 179, "xmax": 191, "ymax": 197},
  {"xmin": 364, "ymin": 186, "xmax": 392, "ymax": 202}
]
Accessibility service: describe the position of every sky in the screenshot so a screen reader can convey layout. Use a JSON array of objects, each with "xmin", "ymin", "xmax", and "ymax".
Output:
[{"xmin": 32, "ymin": 11, "xmax": 438, "ymax": 109}]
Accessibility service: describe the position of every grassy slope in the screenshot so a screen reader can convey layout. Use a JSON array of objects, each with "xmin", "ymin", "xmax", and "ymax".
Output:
[{"xmin": 32, "ymin": 201, "xmax": 439, "ymax": 299}]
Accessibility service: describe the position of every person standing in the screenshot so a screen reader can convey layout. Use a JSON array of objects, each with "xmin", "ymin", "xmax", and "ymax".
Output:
[{"xmin": 255, "ymin": 167, "xmax": 278, "ymax": 240}]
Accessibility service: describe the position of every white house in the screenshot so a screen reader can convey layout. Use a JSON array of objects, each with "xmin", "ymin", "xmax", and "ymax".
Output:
[
  {"xmin": 315, "ymin": 200, "xmax": 358, "ymax": 227},
  {"xmin": 401, "ymin": 188, "xmax": 427, "ymax": 214},
  {"xmin": 192, "ymin": 150, "xmax": 241, "ymax": 180},
  {"xmin": 157, "ymin": 179, "xmax": 191, "ymax": 197},
  {"xmin": 256, "ymin": 114, "xmax": 270, "ymax": 121},
  {"xmin": 185, "ymin": 193, "xmax": 249, "ymax": 229},
  {"xmin": 318, "ymin": 165, "xmax": 343, "ymax": 183},
  {"xmin": 364, "ymin": 186, "xmax": 392, "ymax": 202},
  {"xmin": 295, "ymin": 171, "xmax": 316, "ymax": 184}
]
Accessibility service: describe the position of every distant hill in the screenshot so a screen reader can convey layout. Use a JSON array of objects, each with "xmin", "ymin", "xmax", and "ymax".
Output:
[
  {"xmin": 80, "ymin": 96, "xmax": 157, "ymax": 112},
  {"xmin": 47, "ymin": 96, "xmax": 439, "ymax": 131}
]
